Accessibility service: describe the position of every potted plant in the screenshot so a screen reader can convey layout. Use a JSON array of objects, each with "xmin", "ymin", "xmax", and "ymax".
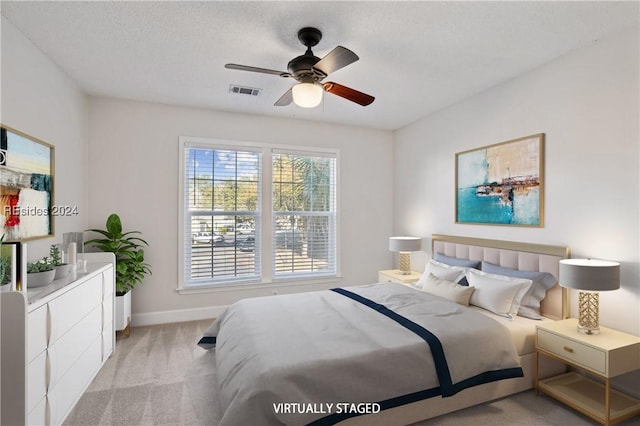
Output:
[
  {"xmin": 27, "ymin": 257, "xmax": 56, "ymax": 287},
  {"xmin": 50, "ymin": 244, "xmax": 71, "ymax": 279},
  {"xmin": 85, "ymin": 213, "xmax": 151, "ymax": 335}
]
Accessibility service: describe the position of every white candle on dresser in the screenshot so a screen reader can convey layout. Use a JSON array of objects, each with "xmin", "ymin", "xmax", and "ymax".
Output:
[{"xmin": 67, "ymin": 242, "xmax": 77, "ymax": 269}]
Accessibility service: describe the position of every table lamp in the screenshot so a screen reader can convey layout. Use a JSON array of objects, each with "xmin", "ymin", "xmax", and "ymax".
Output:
[
  {"xmin": 389, "ymin": 236, "xmax": 421, "ymax": 275},
  {"xmin": 559, "ymin": 258, "xmax": 620, "ymax": 335}
]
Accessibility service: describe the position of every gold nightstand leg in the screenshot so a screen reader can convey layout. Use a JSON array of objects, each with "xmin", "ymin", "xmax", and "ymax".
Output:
[
  {"xmin": 605, "ymin": 377, "xmax": 611, "ymax": 426},
  {"xmin": 534, "ymin": 350, "xmax": 539, "ymax": 395}
]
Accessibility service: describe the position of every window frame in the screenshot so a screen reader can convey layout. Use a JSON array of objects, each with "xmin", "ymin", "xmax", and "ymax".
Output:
[{"xmin": 178, "ymin": 137, "xmax": 340, "ymax": 291}]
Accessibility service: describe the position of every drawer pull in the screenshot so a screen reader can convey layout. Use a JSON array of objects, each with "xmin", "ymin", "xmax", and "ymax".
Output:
[{"xmin": 563, "ymin": 346, "xmax": 574, "ymax": 353}]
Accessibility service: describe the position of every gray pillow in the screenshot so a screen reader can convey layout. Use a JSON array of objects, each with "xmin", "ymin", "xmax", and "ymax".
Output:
[
  {"xmin": 480, "ymin": 261, "xmax": 557, "ymax": 319},
  {"xmin": 434, "ymin": 253, "xmax": 481, "ymax": 269},
  {"xmin": 433, "ymin": 253, "xmax": 480, "ymax": 285}
]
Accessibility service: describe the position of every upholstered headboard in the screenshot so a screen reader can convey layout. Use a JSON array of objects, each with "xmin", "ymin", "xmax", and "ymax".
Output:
[{"xmin": 431, "ymin": 234, "xmax": 570, "ymax": 320}]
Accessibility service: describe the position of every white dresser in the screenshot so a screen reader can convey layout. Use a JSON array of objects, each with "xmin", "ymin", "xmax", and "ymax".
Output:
[{"xmin": 1, "ymin": 252, "xmax": 115, "ymax": 425}]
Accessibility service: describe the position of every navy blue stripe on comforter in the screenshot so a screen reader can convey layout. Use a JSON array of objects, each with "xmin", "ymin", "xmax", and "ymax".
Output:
[{"xmin": 308, "ymin": 287, "xmax": 524, "ymax": 425}]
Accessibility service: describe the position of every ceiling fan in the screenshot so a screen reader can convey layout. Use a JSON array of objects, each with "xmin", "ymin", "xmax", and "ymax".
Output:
[{"xmin": 225, "ymin": 27, "xmax": 375, "ymax": 108}]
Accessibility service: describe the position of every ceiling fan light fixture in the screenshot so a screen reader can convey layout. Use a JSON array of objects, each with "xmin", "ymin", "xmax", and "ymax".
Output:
[{"xmin": 292, "ymin": 82, "xmax": 322, "ymax": 108}]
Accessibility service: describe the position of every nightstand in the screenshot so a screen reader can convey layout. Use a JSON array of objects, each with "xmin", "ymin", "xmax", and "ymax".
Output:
[
  {"xmin": 535, "ymin": 318, "xmax": 640, "ymax": 426},
  {"xmin": 378, "ymin": 269, "xmax": 421, "ymax": 285}
]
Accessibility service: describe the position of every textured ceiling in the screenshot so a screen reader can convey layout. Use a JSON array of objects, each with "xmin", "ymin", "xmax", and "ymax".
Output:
[{"xmin": 1, "ymin": 1, "xmax": 638, "ymax": 130}]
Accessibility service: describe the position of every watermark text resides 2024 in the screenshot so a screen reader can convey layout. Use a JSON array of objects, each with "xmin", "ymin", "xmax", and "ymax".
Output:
[{"xmin": 4, "ymin": 205, "xmax": 79, "ymax": 217}]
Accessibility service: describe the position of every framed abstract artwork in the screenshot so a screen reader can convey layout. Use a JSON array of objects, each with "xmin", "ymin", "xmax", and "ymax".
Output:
[
  {"xmin": 0, "ymin": 124, "xmax": 55, "ymax": 241},
  {"xmin": 456, "ymin": 134, "xmax": 544, "ymax": 227}
]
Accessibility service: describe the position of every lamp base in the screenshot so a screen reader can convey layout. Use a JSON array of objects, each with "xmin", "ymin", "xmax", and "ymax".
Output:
[
  {"xmin": 398, "ymin": 252, "xmax": 411, "ymax": 275},
  {"xmin": 577, "ymin": 291, "xmax": 600, "ymax": 335},
  {"xmin": 577, "ymin": 324, "xmax": 600, "ymax": 335}
]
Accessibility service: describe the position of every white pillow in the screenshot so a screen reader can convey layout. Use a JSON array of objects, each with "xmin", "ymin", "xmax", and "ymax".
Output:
[
  {"xmin": 419, "ymin": 273, "xmax": 475, "ymax": 306},
  {"xmin": 466, "ymin": 269, "xmax": 532, "ymax": 318},
  {"xmin": 416, "ymin": 259, "xmax": 467, "ymax": 288}
]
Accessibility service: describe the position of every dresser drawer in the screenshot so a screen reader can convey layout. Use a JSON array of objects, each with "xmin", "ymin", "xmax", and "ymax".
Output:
[
  {"xmin": 27, "ymin": 305, "xmax": 48, "ymax": 363},
  {"xmin": 537, "ymin": 329, "xmax": 606, "ymax": 374},
  {"xmin": 27, "ymin": 395, "xmax": 47, "ymax": 426},
  {"xmin": 48, "ymin": 305, "xmax": 102, "ymax": 387},
  {"xmin": 27, "ymin": 350, "xmax": 47, "ymax": 414},
  {"xmin": 102, "ymin": 268, "xmax": 114, "ymax": 299},
  {"xmin": 48, "ymin": 335, "xmax": 102, "ymax": 425},
  {"xmin": 102, "ymin": 296, "xmax": 113, "ymax": 326},
  {"xmin": 48, "ymin": 275, "xmax": 102, "ymax": 344},
  {"xmin": 102, "ymin": 323, "xmax": 114, "ymax": 361}
]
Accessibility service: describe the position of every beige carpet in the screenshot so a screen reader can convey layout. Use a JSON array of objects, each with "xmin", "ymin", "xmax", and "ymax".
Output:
[
  {"xmin": 65, "ymin": 320, "xmax": 637, "ymax": 426},
  {"xmin": 64, "ymin": 320, "xmax": 220, "ymax": 426}
]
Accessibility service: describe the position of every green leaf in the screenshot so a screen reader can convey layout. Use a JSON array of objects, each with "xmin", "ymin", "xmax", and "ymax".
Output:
[
  {"xmin": 106, "ymin": 214, "xmax": 123, "ymax": 236},
  {"xmin": 86, "ymin": 213, "xmax": 151, "ymax": 293}
]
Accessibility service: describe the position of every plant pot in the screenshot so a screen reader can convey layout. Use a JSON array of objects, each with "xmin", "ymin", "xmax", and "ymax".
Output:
[
  {"xmin": 115, "ymin": 291, "xmax": 132, "ymax": 334},
  {"xmin": 27, "ymin": 269, "xmax": 56, "ymax": 288},
  {"xmin": 54, "ymin": 263, "xmax": 71, "ymax": 279}
]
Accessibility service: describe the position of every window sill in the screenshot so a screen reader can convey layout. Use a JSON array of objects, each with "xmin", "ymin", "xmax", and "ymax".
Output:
[{"xmin": 176, "ymin": 275, "xmax": 344, "ymax": 295}]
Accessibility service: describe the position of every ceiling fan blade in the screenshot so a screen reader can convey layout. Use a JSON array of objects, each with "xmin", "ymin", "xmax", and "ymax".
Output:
[
  {"xmin": 323, "ymin": 82, "xmax": 374, "ymax": 106},
  {"xmin": 274, "ymin": 87, "xmax": 293, "ymax": 106},
  {"xmin": 225, "ymin": 63, "xmax": 291, "ymax": 78},
  {"xmin": 313, "ymin": 46, "xmax": 359, "ymax": 76}
]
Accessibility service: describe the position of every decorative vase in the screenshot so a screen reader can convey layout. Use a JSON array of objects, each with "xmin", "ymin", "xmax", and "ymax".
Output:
[
  {"xmin": 54, "ymin": 264, "xmax": 71, "ymax": 279},
  {"xmin": 27, "ymin": 269, "xmax": 56, "ymax": 288},
  {"xmin": 115, "ymin": 291, "xmax": 132, "ymax": 337}
]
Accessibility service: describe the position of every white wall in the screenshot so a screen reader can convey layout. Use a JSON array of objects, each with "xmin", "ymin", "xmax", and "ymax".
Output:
[
  {"xmin": 0, "ymin": 16, "xmax": 89, "ymax": 259},
  {"xmin": 393, "ymin": 28, "xmax": 640, "ymax": 336},
  {"xmin": 87, "ymin": 97, "xmax": 394, "ymax": 323}
]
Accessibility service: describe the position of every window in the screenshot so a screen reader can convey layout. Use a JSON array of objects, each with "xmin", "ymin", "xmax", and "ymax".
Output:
[
  {"xmin": 272, "ymin": 151, "xmax": 337, "ymax": 278},
  {"xmin": 179, "ymin": 138, "xmax": 338, "ymax": 288},
  {"xmin": 182, "ymin": 144, "xmax": 261, "ymax": 285}
]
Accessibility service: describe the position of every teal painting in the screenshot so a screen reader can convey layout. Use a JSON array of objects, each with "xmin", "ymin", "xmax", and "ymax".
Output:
[{"xmin": 456, "ymin": 134, "xmax": 543, "ymax": 227}]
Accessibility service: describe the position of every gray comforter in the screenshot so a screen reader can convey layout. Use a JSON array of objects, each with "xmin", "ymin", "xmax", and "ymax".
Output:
[{"xmin": 199, "ymin": 283, "xmax": 523, "ymax": 425}]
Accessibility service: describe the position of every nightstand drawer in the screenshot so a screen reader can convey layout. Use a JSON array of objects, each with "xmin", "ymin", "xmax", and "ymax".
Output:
[{"xmin": 538, "ymin": 329, "xmax": 606, "ymax": 374}]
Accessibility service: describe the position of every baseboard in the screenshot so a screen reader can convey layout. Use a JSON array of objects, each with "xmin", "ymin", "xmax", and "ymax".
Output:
[{"xmin": 131, "ymin": 305, "xmax": 228, "ymax": 327}]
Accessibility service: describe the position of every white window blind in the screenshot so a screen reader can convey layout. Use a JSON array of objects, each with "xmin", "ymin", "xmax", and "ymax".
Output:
[
  {"xmin": 180, "ymin": 139, "xmax": 338, "ymax": 288},
  {"xmin": 272, "ymin": 151, "xmax": 337, "ymax": 278},
  {"xmin": 182, "ymin": 144, "xmax": 261, "ymax": 286}
]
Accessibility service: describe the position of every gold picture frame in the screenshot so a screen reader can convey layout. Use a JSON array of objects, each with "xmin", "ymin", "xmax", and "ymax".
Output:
[
  {"xmin": 1, "ymin": 124, "xmax": 55, "ymax": 241},
  {"xmin": 455, "ymin": 133, "xmax": 544, "ymax": 227}
]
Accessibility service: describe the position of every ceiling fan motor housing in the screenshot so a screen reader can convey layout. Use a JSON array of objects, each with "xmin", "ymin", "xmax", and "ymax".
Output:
[
  {"xmin": 288, "ymin": 27, "xmax": 325, "ymax": 81},
  {"xmin": 287, "ymin": 55, "xmax": 321, "ymax": 80}
]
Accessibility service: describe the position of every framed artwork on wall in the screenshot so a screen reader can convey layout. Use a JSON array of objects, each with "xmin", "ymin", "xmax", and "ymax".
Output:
[
  {"xmin": 455, "ymin": 133, "xmax": 544, "ymax": 227},
  {"xmin": 0, "ymin": 124, "xmax": 55, "ymax": 241}
]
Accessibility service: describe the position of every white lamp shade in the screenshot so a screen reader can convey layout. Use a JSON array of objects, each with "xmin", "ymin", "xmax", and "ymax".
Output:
[
  {"xmin": 389, "ymin": 236, "xmax": 422, "ymax": 252},
  {"xmin": 559, "ymin": 259, "xmax": 620, "ymax": 291},
  {"xmin": 292, "ymin": 83, "xmax": 323, "ymax": 108}
]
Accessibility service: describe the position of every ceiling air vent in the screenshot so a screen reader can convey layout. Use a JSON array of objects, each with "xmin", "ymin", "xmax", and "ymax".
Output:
[{"xmin": 229, "ymin": 85, "xmax": 262, "ymax": 96}]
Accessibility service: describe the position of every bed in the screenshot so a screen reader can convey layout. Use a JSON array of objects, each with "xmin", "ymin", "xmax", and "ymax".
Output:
[{"xmin": 199, "ymin": 234, "xmax": 570, "ymax": 425}]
